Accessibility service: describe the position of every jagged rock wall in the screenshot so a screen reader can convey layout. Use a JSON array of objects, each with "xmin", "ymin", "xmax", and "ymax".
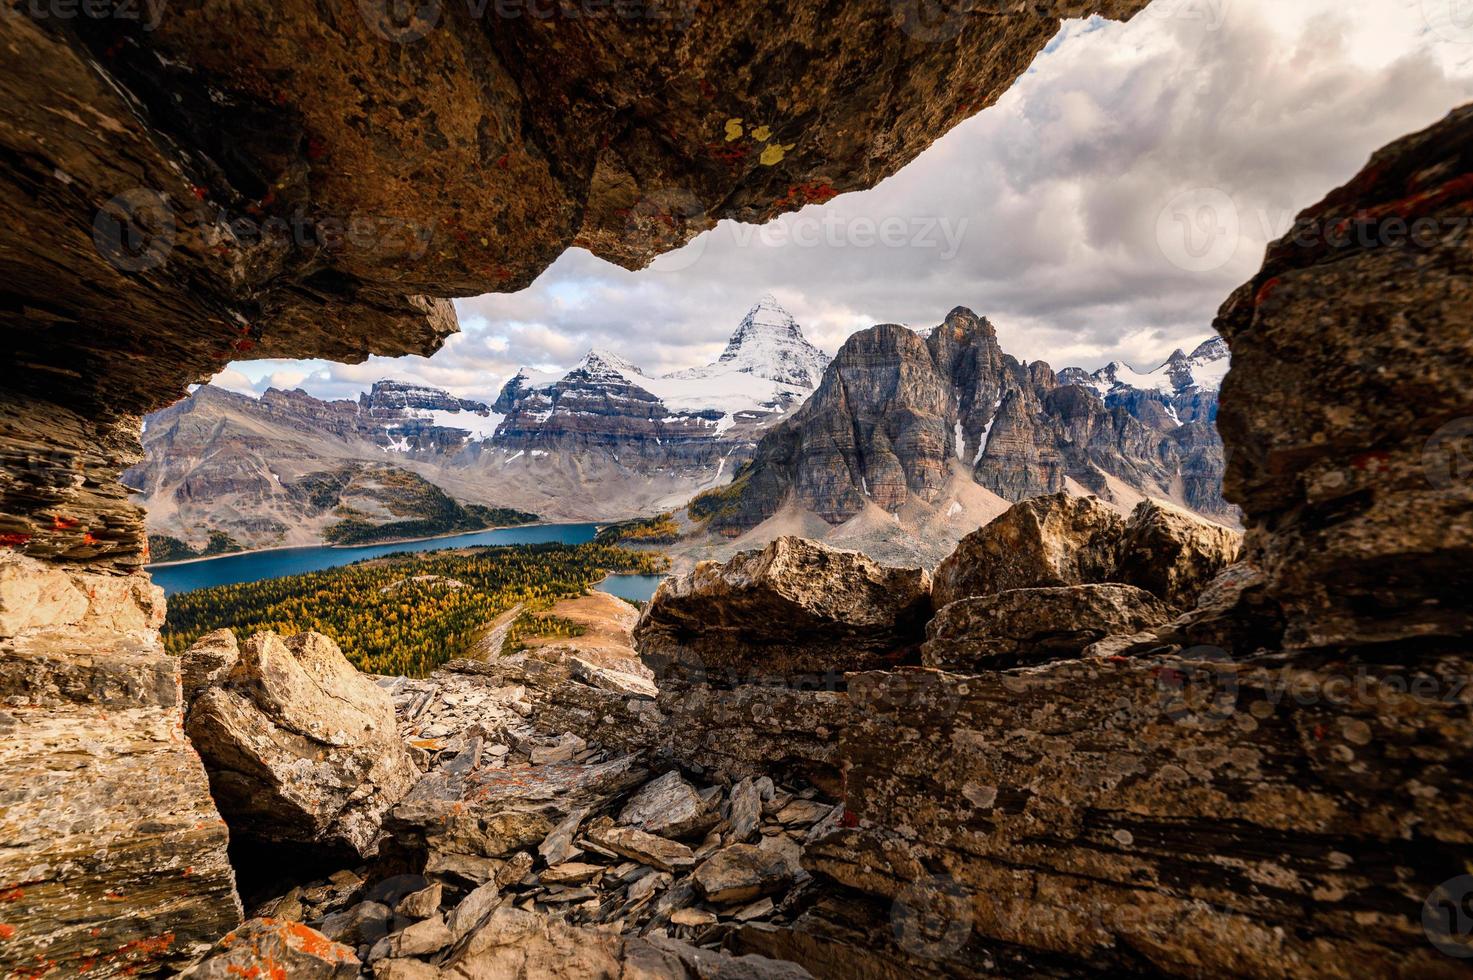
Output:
[
  {"xmin": 0, "ymin": 555, "xmax": 242, "ymax": 975},
  {"xmin": 850, "ymin": 105, "xmax": 1473, "ymax": 968},
  {"xmin": 1215, "ymin": 105, "xmax": 1473, "ymax": 650},
  {"xmin": 628, "ymin": 108, "xmax": 1473, "ymax": 977}
]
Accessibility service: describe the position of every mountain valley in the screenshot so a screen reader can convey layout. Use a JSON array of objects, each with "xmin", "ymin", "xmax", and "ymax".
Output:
[{"xmin": 130, "ymin": 297, "xmax": 1235, "ymax": 568}]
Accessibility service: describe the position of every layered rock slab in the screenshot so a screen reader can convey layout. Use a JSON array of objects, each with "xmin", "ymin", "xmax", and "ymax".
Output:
[
  {"xmin": 635, "ymin": 535, "xmax": 931, "ymax": 686},
  {"xmin": 922, "ymin": 584, "xmax": 1171, "ymax": 670},
  {"xmin": 932, "ymin": 493, "xmax": 1240, "ymax": 610},
  {"xmin": 185, "ymin": 630, "xmax": 418, "ymax": 857},
  {"xmin": 0, "ymin": 560, "xmax": 240, "ymax": 977},
  {"xmin": 384, "ymin": 754, "xmax": 647, "ymax": 867},
  {"xmin": 178, "ymin": 918, "xmax": 359, "ymax": 979},
  {"xmin": 830, "ymin": 656, "xmax": 1473, "ymax": 977},
  {"xmin": 1214, "ymin": 104, "xmax": 1473, "ymax": 649}
]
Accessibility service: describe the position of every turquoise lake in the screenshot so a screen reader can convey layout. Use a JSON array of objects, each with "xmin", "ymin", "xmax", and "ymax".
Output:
[{"xmin": 147, "ymin": 523, "xmax": 606, "ymax": 597}]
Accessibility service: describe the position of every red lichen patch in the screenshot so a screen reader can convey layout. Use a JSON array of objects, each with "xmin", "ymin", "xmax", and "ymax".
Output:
[
  {"xmin": 110, "ymin": 933, "xmax": 175, "ymax": 960},
  {"xmin": 1355, "ymin": 172, "xmax": 1473, "ymax": 223},
  {"xmin": 0, "ymin": 533, "xmax": 32, "ymax": 547},
  {"xmin": 0, "ymin": 888, "xmax": 23, "ymax": 903},
  {"xmin": 705, "ymin": 141, "xmax": 749, "ymax": 167},
  {"xmin": 51, "ymin": 514, "xmax": 80, "ymax": 530},
  {"xmin": 0, "ymin": 924, "xmax": 16, "ymax": 940},
  {"xmin": 775, "ymin": 180, "xmax": 839, "ymax": 210},
  {"xmin": 1253, "ymin": 276, "xmax": 1281, "ymax": 307},
  {"xmin": 1352, "ymin": 451, "xmax": 1393, "ymax": 473}
]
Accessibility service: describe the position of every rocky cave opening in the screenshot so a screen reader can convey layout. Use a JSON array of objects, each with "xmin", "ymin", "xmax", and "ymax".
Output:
[{"xmin": 1, "ymin": 2, "xmax": 1470, "ymax": 977}]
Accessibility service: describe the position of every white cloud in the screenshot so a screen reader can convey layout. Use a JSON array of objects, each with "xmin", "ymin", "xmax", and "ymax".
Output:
[{"xmin": 215, "ymin": 0, "xmax": 1473, "ymax": 403}]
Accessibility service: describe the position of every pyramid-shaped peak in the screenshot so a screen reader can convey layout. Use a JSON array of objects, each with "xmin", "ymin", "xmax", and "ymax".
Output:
[
  {"xmin": 577, "ymin": 348, "xmax": 643, "ymax": 378},
  {"xmin": 734, "ymin": 294, "xmax": 803, "ymax": 339},
  {"xmin": 662, "ymin": 294, "xmax": 829, "ymax": 390}
]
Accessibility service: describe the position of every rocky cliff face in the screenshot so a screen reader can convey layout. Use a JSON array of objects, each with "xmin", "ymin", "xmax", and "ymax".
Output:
[{"xmin": 702, "ymin": 308, "xmax": 1234, "ymax": 547}]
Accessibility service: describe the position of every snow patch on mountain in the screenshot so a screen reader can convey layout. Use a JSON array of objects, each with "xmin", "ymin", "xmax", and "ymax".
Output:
[{"xmin": 416, "ymin": 409, "xmax": 505, "ymax": 440}]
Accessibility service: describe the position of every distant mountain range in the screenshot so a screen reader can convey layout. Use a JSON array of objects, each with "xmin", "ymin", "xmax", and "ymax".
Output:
[
  {"xmin": 679, "ymin": 308, "xmax": 1233, "ymax": 567},
  {"xmin": 127, "ymin": 298, "xmax": 832, "ymax": 552},
  {"xmin": 128, "ymin": 297, "xmax": 1234, "ymax": 564}
]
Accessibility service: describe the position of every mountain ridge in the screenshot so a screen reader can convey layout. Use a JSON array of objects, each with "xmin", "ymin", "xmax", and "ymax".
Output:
[
  {"xmin": 681, "ymin": 306, "xmax": 1233, "ymax": 567},
  {"xmin": 130, "ymin": 298, "xmax": 1233, "ymax": 562}
]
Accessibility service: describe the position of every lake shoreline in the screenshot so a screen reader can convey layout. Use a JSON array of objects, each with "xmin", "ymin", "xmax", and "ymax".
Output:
[
  {"xmin": 146, "ymin": 521, "xmax": 580, "ymax": 570},
  {"xmin": 146, "ymin": 523, "xmax": 609, "ymax": 598}
]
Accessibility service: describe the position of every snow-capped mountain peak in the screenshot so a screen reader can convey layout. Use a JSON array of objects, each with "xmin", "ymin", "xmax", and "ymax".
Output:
[
  {"xmin": 675, "ymin": 294, "xmax": 830, "ymax": 389},
  {"xmin": 1066, "ymin": 335, "xmax": 1230, "ymax": 397},
  {"xmin": 575, "ymin": 348, "xmax": 645, "ymax": 382},
  {"xmin": 491, "ymin": 295, "xmax": 835, "ymax": 436}
]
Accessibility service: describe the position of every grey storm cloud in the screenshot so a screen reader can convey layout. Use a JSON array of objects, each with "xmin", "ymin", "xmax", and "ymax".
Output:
[{"xmin": 219, "ymin": 0, "xmax": 1473, "ymax": 404}]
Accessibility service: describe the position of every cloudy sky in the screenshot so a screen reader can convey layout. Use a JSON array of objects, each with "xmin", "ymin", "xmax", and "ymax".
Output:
[{"xmin": 218, "ymin": 0, "xmax": 1473, "ymax": 404}]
